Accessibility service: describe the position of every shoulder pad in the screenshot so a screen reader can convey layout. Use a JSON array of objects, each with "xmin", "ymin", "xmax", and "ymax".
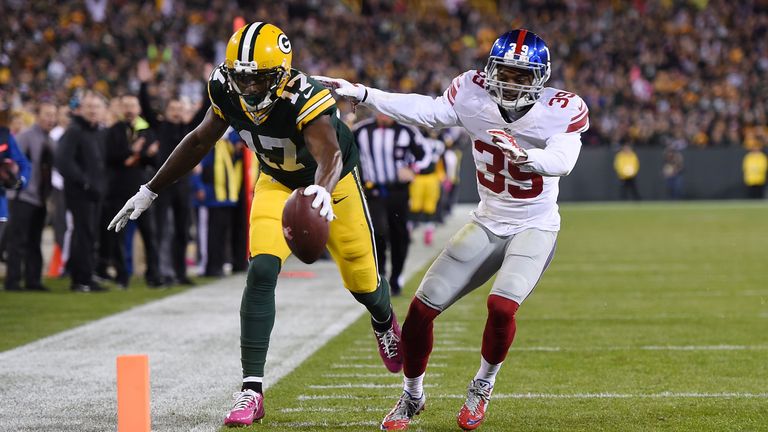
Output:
[
  {"xmin": 538, "ymin": 88, "xmax": 589, "ymax": 134},
  {"xmin": 443, "ymin": 70, "xmax": 486, "ymax": 106},
  {"xmin": 282, "ymin": 71, "xmax": 337, "ymax": 130},
  {"xmin": 207, "ymin": 64, "xmax": 229, "ymax": 120}
]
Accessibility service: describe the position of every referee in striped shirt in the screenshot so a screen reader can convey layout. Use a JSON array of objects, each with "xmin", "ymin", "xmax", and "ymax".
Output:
[{"xmin": 353, "ymin": 113, "xmax": 429, "ymax": 296}]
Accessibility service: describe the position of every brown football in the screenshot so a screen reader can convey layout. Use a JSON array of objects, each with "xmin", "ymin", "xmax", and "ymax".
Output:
[{"xmin": 282, "ymin": 187, "xmax": 330, "ymax": 264}]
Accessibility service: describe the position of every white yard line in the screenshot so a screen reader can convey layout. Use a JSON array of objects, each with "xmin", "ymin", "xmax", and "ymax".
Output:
[
  {"xmin": 297, "ymin": 392, "xmax": 768, "ymax": 401},
  {"xmin": 279, "ymin": 406, "xmax": 385, "ymax": 413},
  {"xmin": 308, "ymin": 383, "xmax": 437, "ymax": 389},
  {"xmin": 433, "ymin": 345, "xmax": 768, "ymax": 352},
  {"xmin": 268, "ymin": 420, "xmax": 381, "ymax": 428},
  {"xmin": 331, "ymin": 363, "xmax": 447, "ymax": 368},
  {"xmin": 321, "ymin": 372, "xmax": 443, "ymax": 378}
]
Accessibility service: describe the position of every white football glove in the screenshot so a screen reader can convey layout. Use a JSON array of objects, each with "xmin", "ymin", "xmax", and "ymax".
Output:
[
  {"xmin": 312, "ymin": 75, "xmax": 368, "ymax": 104},
  {"xmin": 303, "ymin": 184, "xmax": 334, "ymax": 222},
  {"xmin": 487, "ymin": 129, "xmax": 529, "ymax": 164},
  {"xmin": 108, "ymin": 184, "xmax": 158, "ymax": 232}
]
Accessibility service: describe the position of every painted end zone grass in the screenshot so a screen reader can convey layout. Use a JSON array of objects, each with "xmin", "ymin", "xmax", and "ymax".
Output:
[
  {"xmin": 0, "ymin": 277, "xmax": 212, "ymax": 352},
  {"xmin": 228, "ymin": 202, "xmax": 768, "ymax": 431}
]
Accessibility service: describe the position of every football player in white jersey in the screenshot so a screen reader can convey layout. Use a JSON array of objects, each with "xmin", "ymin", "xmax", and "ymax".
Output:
[{"xmin": 316, "ymin": 29, "xmax": 588, "ymax": 431}]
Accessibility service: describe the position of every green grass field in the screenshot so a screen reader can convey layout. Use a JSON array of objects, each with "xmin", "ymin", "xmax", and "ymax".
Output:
[
  {"xmin": 1, "ymin": 202, "xmax": 766, "ymax": 431},
  {"xmin": 226, "ymin": 202, "xmax": 768, "ymax": 431}
]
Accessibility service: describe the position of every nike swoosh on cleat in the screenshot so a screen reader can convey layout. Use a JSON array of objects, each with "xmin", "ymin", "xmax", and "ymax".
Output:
[{"xmin": 332, "ymin": 196, "xmax": 348, "ymax": 204}]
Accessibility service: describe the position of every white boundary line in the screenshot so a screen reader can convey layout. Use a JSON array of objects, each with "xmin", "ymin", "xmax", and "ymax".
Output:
[
  {"xmin": 297, "ymin": 392, "xmax": 768, "ymax": 401},
  {"xmin": 331, "ymin": 363, "xmax": 447, "ymax": 368},
  {"xmin": 268, "ymin": 420, "xmax": 381, "ymax": 428},
  {"xmin": 432, "ymin": 345, "xmax": 768, "ymax": 352},
  {"xmin": 321, "ymin": 373, "xmax": 443, "ymax": 378},
  {"xmin": 308, "ymin": 383, "xmax": 438, "ymax": 389},
  {"xmin": 279, "ymin": 406, "xmax": 384, "ymax": 413}
]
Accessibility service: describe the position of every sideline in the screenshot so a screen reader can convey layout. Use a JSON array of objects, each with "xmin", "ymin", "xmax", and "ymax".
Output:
[{"xmin": 0, "ymin": 205, "xmax": 473, "ymax": 432}]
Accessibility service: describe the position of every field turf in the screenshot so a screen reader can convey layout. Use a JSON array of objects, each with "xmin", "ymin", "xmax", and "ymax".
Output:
[
  {"xmin": 0, "ymin": 277, "xmax": 207, "ymax": 352},
  {"xmin": 1, "ymin": 202, "xmax": 766, "ymax": 431},
  {"xmin": 226, "ymin": 202, "xmax": 768, "ymax": 431}
]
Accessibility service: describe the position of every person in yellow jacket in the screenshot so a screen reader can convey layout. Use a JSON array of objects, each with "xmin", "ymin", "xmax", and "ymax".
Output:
[
  {"xmin": 743, "ymin": 147, "xmax": 767, "ymax": 199},
  {"xmin": 614, "ymin": 144, "xmax": 640, "ymax": 200}
]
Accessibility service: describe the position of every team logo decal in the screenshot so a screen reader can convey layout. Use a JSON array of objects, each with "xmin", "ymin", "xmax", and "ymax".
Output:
[{"xmin": 278, "ymin": 34, "xmax": 291, "ymax": 54}]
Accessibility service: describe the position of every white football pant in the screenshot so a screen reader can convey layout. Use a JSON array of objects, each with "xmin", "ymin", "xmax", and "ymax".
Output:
[{"xmin": 415, "ymin": 222, "xmax": 557, "ymax": 311}]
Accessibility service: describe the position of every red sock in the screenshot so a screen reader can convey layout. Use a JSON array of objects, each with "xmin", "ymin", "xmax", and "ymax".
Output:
[
  {"xmin": 481, "ymin": 295, "xmax": 520, "ymax": 364},
  {"xmin": 402, "ymin": 298, "xmax": 441, "ymax": 378}
]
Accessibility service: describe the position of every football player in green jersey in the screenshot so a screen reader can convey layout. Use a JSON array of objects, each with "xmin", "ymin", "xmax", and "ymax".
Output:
[{"xmin": 108, "ymin": 22, "xmax": 403, "ymax": 427}]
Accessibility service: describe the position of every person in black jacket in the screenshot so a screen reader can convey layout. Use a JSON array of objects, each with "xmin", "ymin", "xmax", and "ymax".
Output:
[
  {"xmin": 54, "ymin": 90, "xmax": 108, "ymax": 292},
  {"xmin": 137, "ymin": 60, "xmax": 208, "ymax": 285},
  {"xmin": 98, "ymin": 95, "xmax": 163, "ymax": 288}
]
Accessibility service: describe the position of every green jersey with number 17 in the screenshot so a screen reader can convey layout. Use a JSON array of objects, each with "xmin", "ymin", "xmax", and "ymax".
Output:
[{"xmin": 207, "ymin": 65, "xmax": 358, "ymax": 190}]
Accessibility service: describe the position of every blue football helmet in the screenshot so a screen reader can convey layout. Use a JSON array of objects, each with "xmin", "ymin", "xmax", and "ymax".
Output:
[{"xmin": 485, "ymin": 29, "xmax": 551, "ymax": 110}]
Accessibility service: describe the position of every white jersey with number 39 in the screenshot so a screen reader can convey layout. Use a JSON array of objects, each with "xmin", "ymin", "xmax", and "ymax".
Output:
[{"xmin": 363, "ymin": 69, "xmax": 588, "ymax": 236}]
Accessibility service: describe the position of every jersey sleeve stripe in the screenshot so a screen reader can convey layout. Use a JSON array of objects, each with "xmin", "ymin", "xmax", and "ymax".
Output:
[
  {"xmin": 211, "ymin": 105, "xmax": 225, "ymax": 120},
  {"xmin": 570, "ymin": 106, "xmax": 588, "ymax": 121},
  {"xmin": 296, "ymin": 95, "xmax": 335, "ymax": 129},
  {"xmin": 567, "ymin": 114, "xmax": 589, "ymax": 133},
  {"xmin": 570, "ymin": 108, "xmax": 588, "ymax": 124},
  {"xmin": 207, "ymin": 81, "xmax": 226, "ymax": 120},
  {"xmin": 571, "ymin": 120, "xmax": 590, "ymax": 134},
  {"xmin": 297, "ymin": 89, "xmax": 331, "ymax": 116},
  {"xmin": 449, "ymin": 83, "xmax": 459, "ymax": 101}
]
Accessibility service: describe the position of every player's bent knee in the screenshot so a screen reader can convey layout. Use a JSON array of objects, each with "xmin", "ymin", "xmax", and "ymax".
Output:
[
  {"xmin": 445, "ymin": 223, "xmax": 490, "ymax": 262},
  {"xmin": 344, "ymin": 267, "xmax": 379, "ymax": 294},
  {"xmin": 487, "ymin": 294, "xmax": 519, "ymax": 324},
  {"xmin": 407, "ymin": 298, "xmax": 442, "ymax": 323},
  {"xmin": 492, "ymin": 273, "xmax": 531, "ymax": 304},
  {"xmin": 246, "ymin": 254, "xmax": 281, "ymax": 292},
  {"xmin": 415, "ymin": 274, "xmax": 454, "ymax": 310}
]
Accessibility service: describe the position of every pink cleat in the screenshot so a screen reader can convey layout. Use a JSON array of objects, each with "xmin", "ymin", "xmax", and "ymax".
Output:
[
  {"xmin": 224, "ymin": 389, "xmax": 264, "ymax": 427},
  {"xmin": 374, "ymin": 312, "xmax": 403, "ymax": 373}
]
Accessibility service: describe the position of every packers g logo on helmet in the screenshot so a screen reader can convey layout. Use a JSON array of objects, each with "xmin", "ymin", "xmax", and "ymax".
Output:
[{"xmin": 225, "ymin": 22, "xmax": 293, "ymax": 122}]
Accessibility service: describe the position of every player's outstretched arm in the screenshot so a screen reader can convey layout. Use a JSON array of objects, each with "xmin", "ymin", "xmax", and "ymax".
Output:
[
  {"xmin": 302, "ymin": 115, "xmax": 342, "ymax": 222},
  {"xmin": 148, "ymin": 107, "xmax": 228, "ymax": 192},
  {"xmin": 108, "ymin": 107, "xmax": 228, "ymax": 231},
  {"xmin": 313, "ymin": 76, "xmax": 459, "ymax": 129}
]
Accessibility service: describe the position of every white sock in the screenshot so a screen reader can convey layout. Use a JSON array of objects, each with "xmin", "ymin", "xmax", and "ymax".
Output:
[
  {"xmin": 473, "ymin": 357, "xmax": 502, "ymax": 386},
  {"xmin": 403, "ymin": 373, "xmax": 425, "ymax": 399},
  {"xmin": 242, "ymin": 376, "xmax": 263, "ymax": 392},
  {"xmin": 243, "ymin": 376, "xmax": 263, "ymax": 383}
]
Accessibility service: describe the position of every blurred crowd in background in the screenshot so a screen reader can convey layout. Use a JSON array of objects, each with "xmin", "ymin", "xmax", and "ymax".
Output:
[
  {"xmin": 2, "ymin": 0, "xmax": 768, "ymax": 148},
  {"xmin": 0, "ymin": 0, "xmax": 767, "ymax": 291}
]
